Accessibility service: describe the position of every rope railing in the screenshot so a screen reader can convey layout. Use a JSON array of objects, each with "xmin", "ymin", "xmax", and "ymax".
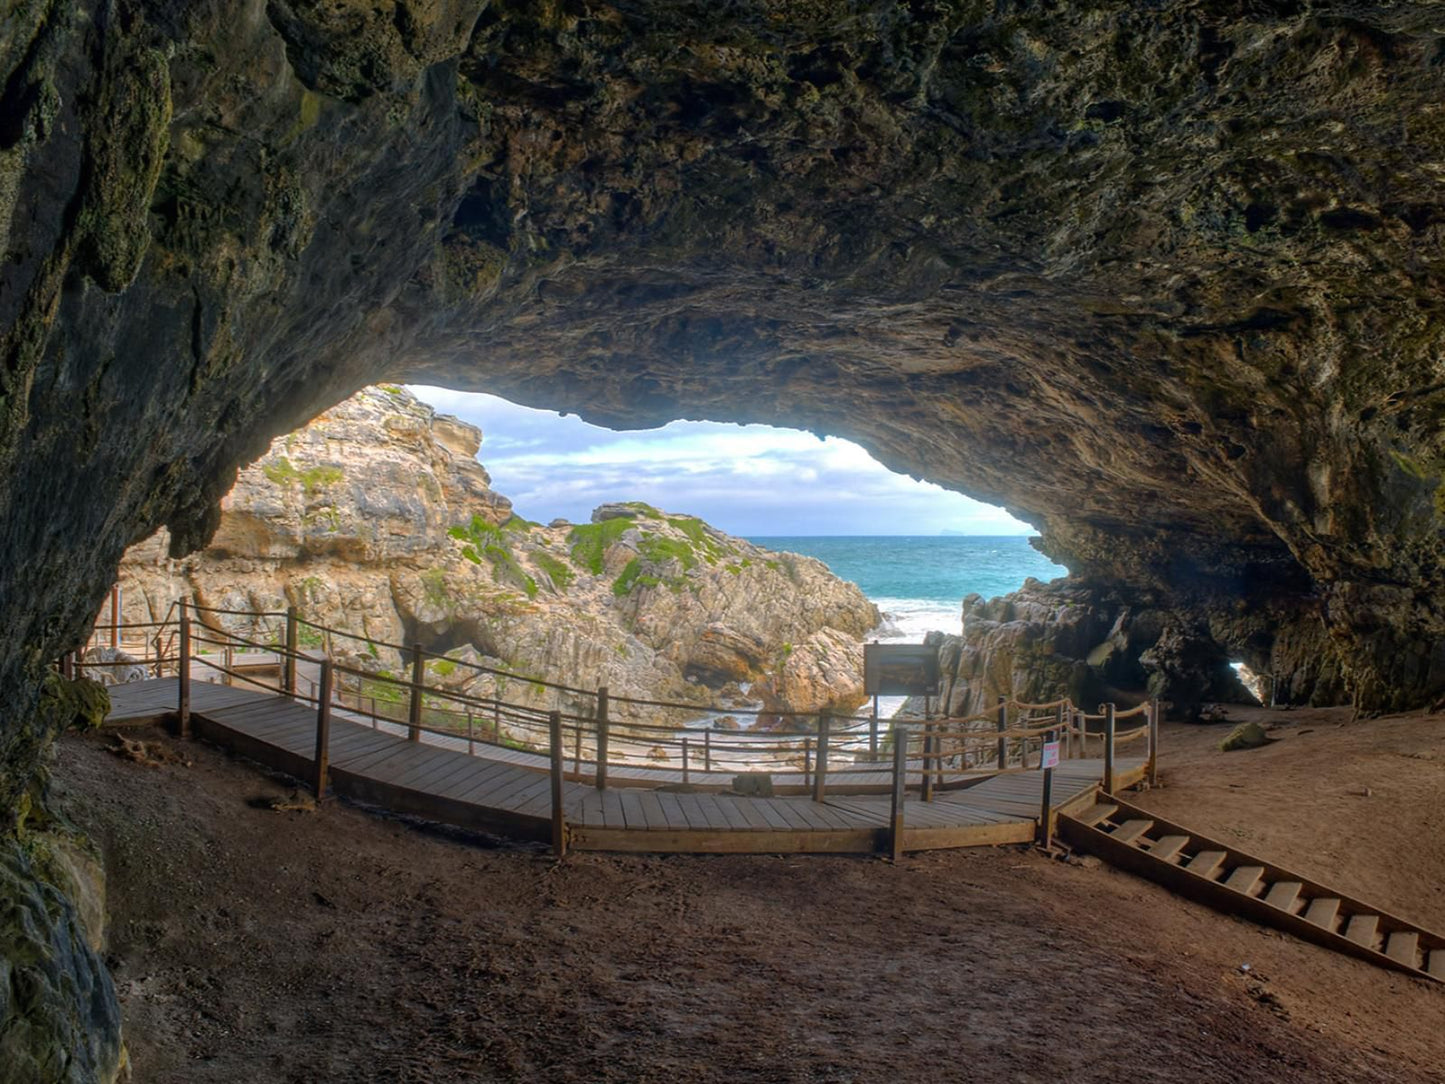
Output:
[
  {"xmin": 173, "ymin": 600, "xmax": 1156, "ymax": 737},
  {"xmin": 95, "ymin": 597, "xmax": 1165, "ymax": 848}
]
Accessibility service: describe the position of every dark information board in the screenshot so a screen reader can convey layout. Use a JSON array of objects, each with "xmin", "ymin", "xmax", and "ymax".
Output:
[{"xmin": 864, "ymin": 643, "xmax": 941, "ymax": 697}]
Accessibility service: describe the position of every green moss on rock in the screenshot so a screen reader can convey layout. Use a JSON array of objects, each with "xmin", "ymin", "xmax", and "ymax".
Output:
[
  {"xmin": 76, "ymin": 45, "xmax": 171, "ymax": 292},
  {"xmin": 567, "ymin": 518, "xmax": 635, "ymax": 574},
  {"xmin": 0, "ymin": 835, "xmax": 125, "ymax": 1083}
]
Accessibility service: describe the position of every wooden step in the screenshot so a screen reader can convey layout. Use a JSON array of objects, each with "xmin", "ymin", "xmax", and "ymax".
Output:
[
  {"xmin": 1385, "ymin": 931, "xmax": 1420, "ymax": 968},
  {"xmin": 1147, "ymin": 835, "xmax": 1189, "ymax": 863},
  {"xmin": 1304, "ymin": 897, "xmax": 1342, "ymax": 932},
  {"xmin": 1428, "ymin": 950, "xmax": 1445, "ymax": 980},
  {"xmin": 1263, "ymin": 881, "xmax": 1303, "ymax": 914},
  {"xmin": 1345, "ymin": 914, "xmax": 1380, "ymax": 951},
  {"xmin": 1110, "ymin": 819, "xmax": 1154, "ymax": 845},
  {"xmin": 1076, "ymin": 803, "xmax": 1118, "ymax": 827},
  {"xmin": 1187, "ymin": 850, "xmax": 1228, "ymax": 880},
  {"xmin": 1224, "ymin": 865, "xmax": 1265, "ymax": 897}
]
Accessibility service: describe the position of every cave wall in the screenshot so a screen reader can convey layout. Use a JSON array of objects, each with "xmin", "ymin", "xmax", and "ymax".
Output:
[{"xmin": 5, "ymin": 1, "xmax": 1445, "ymax": 816}]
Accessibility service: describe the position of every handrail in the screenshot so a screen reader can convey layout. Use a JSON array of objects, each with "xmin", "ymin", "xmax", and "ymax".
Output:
[
  {"xmin": 110, "ymin": 597, "xmax": 1165, "ymax": 806},
  {"xmin": 191, "ymin": 604, "xmax": 288, "ymax": 619}
]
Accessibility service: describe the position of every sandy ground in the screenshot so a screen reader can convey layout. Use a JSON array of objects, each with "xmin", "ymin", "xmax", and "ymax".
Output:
[{"xmin": 50, "ymin": 704, "xmax": 1445, "ymax": 1083}]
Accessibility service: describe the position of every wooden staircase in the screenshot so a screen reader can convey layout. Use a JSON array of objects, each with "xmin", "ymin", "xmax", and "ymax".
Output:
[{"xmin": 1059, "ymin": 796, "xmax": 1445, "ymax": 983}]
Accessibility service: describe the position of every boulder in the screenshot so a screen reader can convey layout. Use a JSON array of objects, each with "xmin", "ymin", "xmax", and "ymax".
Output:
[
  {"xmin": 683, "ymin": 624, "xmax": 769, "ymax": 684},
  {"xmin": 731, "ymin": 773, "xmax": 774, "ymax": 798},
  {"xmin": 80, "ymin": 647, "xmax": 147, "ymax": 687},
  {"xmin": 1219, "ymin": 722, "xmax": 1273, "ymax": 752},
  {"xmin": 753, "ymin": 628, "xmax": 867, "ymax": 718}
]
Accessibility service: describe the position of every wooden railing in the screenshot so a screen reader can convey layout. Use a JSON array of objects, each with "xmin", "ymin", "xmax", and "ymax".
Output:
[{"xmin": 75, "ymin": 599, "xmax": 1163, "ymax": 858}]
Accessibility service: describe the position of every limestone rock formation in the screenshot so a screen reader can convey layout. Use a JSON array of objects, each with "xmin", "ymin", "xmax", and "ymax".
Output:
[
  {"xmin": 752, "ymin": 627, "xmax": 867, "ymax": 726},
  {"xmin": 6, "ymin": 5, "xmax": 1445, "ymax": 1069},
  {"xmin": 932, "ymin": 579, "xmax": 1266, "ymax": 722},
  {"xmin": 118, "ymin": 387, "xmax": 879, "ymax": 721},
  {"xmin": 5, "ymin": 0, "xmax": 1445, "ymax": 803}
]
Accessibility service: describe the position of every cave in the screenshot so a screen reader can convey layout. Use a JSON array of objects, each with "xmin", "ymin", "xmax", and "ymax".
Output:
[{"xmin": 5, "ymin": 1, "xmax": 1445, "ymax": 1077}]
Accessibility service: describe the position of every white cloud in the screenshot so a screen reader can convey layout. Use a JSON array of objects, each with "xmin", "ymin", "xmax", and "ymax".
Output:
[{"xmin": 407, "ymin": 385, "xmax": 1036, "ymax": 537}]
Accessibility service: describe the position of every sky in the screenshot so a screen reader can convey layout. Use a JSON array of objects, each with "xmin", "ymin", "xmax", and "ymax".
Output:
[{"xmin": 407, "ymin": 385, "xmax": 1035, "ymax": 537}]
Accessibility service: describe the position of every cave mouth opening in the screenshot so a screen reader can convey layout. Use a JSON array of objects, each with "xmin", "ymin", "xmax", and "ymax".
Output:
[
  {"xmin": 1231, "ymin": 661, "xmax": 1268, "ymax": 707},
  {"xmin": 403, "ymin": 383, "xmax": 1069, "ymax": 629}
]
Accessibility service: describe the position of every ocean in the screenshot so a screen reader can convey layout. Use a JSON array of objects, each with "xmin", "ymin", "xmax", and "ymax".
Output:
[{"xmin": 748, "ymin": 535, "xmax": 1067, "ymax": 643}]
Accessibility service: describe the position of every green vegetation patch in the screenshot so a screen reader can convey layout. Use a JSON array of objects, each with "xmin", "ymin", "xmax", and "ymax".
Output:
[
  {"xmin": 420, "ymin": 567, "xmax": 452, "ymax": 610},
  {"xmin": 612, "ymin": 558, "xmax": 662, "ymax": 597},
  {"xmin": 449, "ymin": 515, "xmax": 538, "ymax": 599},
  {"xmin": 638, "ymin": 534, "xmax": 698, "ymax": 570},
  {"xmin": 567, "ymin": 517, "xmax": 635, "ymax": 574},
  {"xmin": 667, "ymin": 515, "xmax": 732, "ymax": 560},
  {"xmin": 532, "ymin": 551, "xmax": 574, "ymax": 592},
  {"xmin": 263, "ymin": 456, "xmax": 344, "ymax": 495}
]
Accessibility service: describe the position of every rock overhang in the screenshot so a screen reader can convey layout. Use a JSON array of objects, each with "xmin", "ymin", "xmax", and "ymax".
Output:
[{"xmin": 3, "ymin": 1, "xmax": 1445, "ymax": 821}]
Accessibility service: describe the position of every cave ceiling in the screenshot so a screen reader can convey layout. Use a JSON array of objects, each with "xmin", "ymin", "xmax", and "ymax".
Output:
[{"xmin": 2, "ymin": 0, "xmax": 1445, "ymax": 786}]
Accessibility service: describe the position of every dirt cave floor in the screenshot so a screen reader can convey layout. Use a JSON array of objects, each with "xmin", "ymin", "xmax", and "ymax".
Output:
[{"xmin": 51, "ymin": 704, "xmax": 1445, "ymax": 1083}]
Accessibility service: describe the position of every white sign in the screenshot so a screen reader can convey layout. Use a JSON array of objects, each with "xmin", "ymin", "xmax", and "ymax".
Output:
[{"xmin": 1040, "ymin": 741, "xmax": 1060, "ymax": 770}]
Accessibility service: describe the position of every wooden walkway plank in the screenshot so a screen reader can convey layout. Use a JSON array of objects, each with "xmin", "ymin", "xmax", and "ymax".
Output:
[
  {"xmin": 477, "ymin": 767, "xmax": 554, "ymax": 812},
  {"xmin": 721, "ymin": 795, "xmax": 773, "ymax": 831},
  {"xmin": 443, "ymin": 760, "xmax": 534, "ymax": 804},
  {"xmin": 651, "ymin": 791, "xmax": 694, "ymax": 831},
  {"xmin": 104, "ymin": 678, "xmax": 1142, "ymax": 857},
  {"xmin": 617, "ymin": 789, "xmax": 650, "ymax": 831}
]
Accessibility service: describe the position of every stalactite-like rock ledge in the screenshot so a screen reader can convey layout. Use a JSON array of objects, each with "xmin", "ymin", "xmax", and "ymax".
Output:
[
  {"xmin": 3, "ymin": 3, "xmax": 1445, "ymax": 1068},
  {"xmin": 8, "ymin": 0, "xmax": 1445, "ymax": 792}
]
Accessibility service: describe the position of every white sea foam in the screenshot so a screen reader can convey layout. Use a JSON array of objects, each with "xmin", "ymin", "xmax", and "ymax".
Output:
[
  {"xmin": 868, "ymin": 596, "xmax": 961, "ymax": 643},
  {"xmin": 862, "ymin": 597, "xmax": 961, "ymax": 718}
]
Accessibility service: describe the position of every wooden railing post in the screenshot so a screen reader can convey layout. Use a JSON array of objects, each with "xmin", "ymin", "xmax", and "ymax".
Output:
[
  {"xmin": 407, "ymin": 642, "xmax": 425, "ymax": 742},
  {"xmin": 921, "ymin": 721, "xmax": 935, "ymax": 803},
  {"xmin": 996, "ymin": 695, "xmax": 1007, "ymax": 770},
  {"xmin": 889, "ymin": 724, "xmax": 908, "ymax": 861},
  {"xmin": 870, "ymin": 694, "xmax": 879, "ymax": 760},
  {"xmin": 549, "ymin": 710, "xmax": 567, "ymax": 857},
  {"xmin": 803, "ymin": 737, "xmax": 812, "ymax": 790},
  {"xmin": 812, "ymin": 712, "xmax": 830, "ymax": 802},
  {"xmin": 283, "ymin": 605, "xmax": 298, "ymax": 697},
  {"xmin": 313, "ymin": 659, "xmax": 333, "ymax": 799},
  {"xmin": 110, "ymin": 584, "xmax": 121, "ymax": 649},
  {"xmin": 1104, "ymin": 702, "xmax": 1116, "ymax": 794},
  {"xmin": 178, "ymin": 608, "xmax": 192, "ymax": 739},
  {"xmin": 704, "ymin": 728, "xmax": 712, "ymax": 773},
  {"xmin": 1039, "ymin": 726, "xmax": 1057, "ymax": 849},
  {"xmin": 681, "ymin": 737, "xmax": 690, "ymax": 784},
  {"xmin": 594, "ymin": 686, "xmax": 609, "ymax": 790},
  {"xmin": 1147, "ymin": 696, "xmax": 1161, "ymax": 786}
]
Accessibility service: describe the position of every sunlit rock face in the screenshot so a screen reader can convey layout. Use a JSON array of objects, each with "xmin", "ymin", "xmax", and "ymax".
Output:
[
  {"xmin": 6, "ymin": 1, "xmax": 1445, "ymax": 812},
  {"xmin": 118, "ymin": 385, "xmax": 878, "ymax": 722}
]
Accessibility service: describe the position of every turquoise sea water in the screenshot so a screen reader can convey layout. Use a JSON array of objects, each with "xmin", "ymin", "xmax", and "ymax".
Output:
[{"xmin": 748, "ymin": 535, "xmax": 1067, "ymax": 640}]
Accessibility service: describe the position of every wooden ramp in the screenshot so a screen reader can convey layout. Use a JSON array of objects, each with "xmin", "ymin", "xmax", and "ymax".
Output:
[
  {"xmin": 1060, "ymin": 797, "xmax": 1445, "ymax": 983},
  {"xmin": 106, "ymin": 679, "xmax": 1147, "ymax": 856}
]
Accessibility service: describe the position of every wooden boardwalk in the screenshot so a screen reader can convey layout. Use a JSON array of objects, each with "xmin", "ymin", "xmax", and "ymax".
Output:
[{"xmin": 107, "ymin": 679, "xmax": 1147, "ymax": 855}]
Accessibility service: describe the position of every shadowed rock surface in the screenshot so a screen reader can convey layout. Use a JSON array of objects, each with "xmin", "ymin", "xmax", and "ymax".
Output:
[{"xmin": 5, "ymin": 3, "xmax": 1445, "ymax": 1071}]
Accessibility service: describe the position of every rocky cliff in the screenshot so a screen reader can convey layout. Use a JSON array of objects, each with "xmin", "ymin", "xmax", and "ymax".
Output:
[
  {"xmin": 6, "ymin": 3, "xmax": 1445, "ymax": 1073},
  {"xmin": 119, "ymin": 386, "xmax": 879, "ymax": 720},
  {"xmin": 6, "ymin": 1, "xmax": 1445, "ymax": 796}
]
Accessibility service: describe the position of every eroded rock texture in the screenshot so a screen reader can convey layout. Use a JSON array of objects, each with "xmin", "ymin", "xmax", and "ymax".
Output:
[
  {"xmin": 5, "ymin": 3, "xmax": 1445, "ymax": 801},
  {"xmin": 116, "ymin": 385, "xmax": 877, "ymax": 722}
]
